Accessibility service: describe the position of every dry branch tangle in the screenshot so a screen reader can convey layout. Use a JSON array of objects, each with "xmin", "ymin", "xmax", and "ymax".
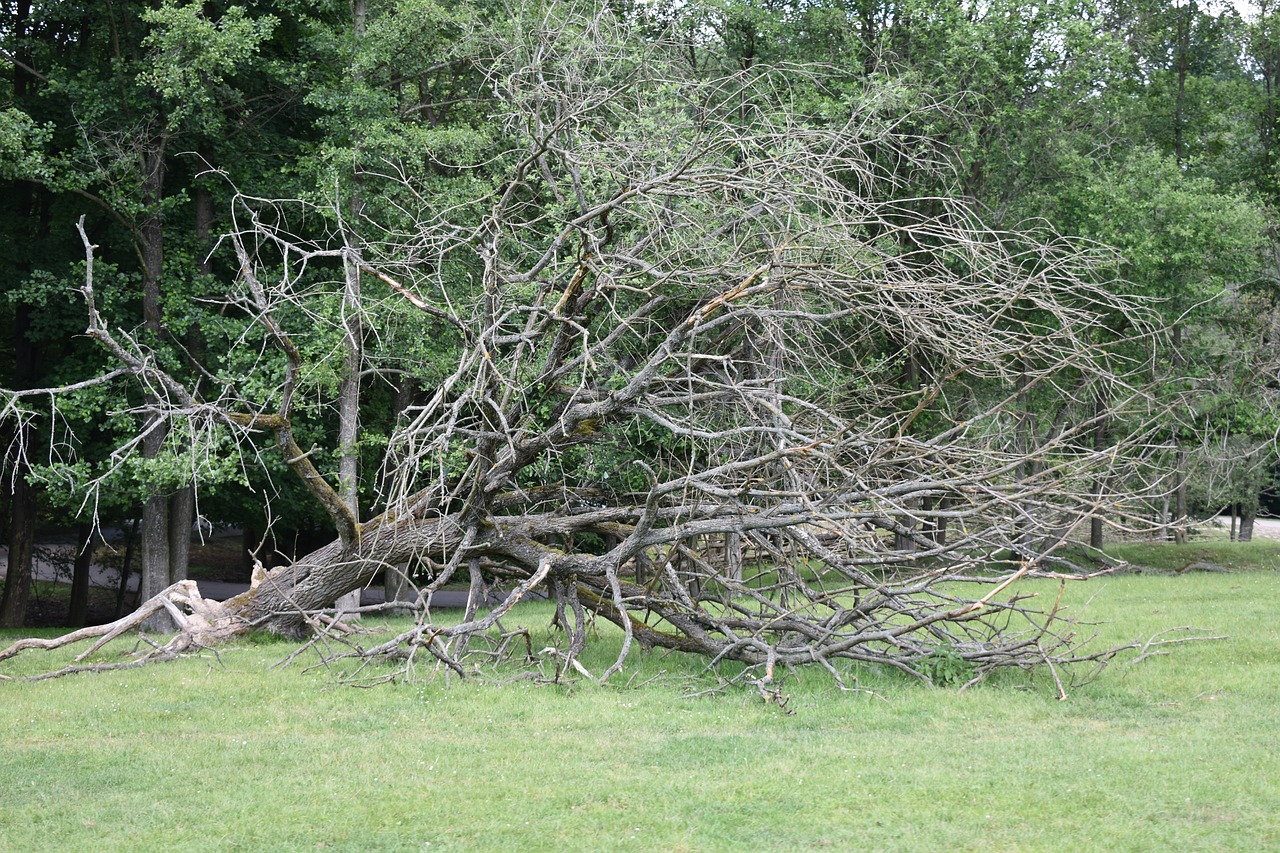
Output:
[{"xmin": 1, "ymin": 11, "xmax": 1171, "ymax": 686}]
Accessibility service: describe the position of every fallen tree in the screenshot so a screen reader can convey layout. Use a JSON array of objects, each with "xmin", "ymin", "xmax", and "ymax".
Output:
[{"xmin": 1, "ymin": 7, "xmax": 1171, "ymax": 688}]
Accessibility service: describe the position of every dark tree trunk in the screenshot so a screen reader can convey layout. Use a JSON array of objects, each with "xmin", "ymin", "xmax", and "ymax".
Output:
[
  {"xmin": 1240, "ymin": 504, "xmax": 1257, "ymax": 542},
  {"xmin": 0, "ymin": 468, "xmax": 35, "ymax": 628},
  {"xmin": 893, "ymin": 508, "xmax": 918, "ymax": 553},
  {"xmin": 115, "ymin": 519, "xmax": 139, "ymax": 619},
  {"xmin": 1, "ymin": 298, "xmax": 38, "ymax": 628},
  {"xmin": 139, "ymin": 474, "xmax": 172, "ymax": 630},
  {"xmin": 68, "ymin": 522, "xmax": 94, "ymax": 626},
  {"xmin": 242, "ymin": 527, "xmax": 260, "ymax": 574},
  {"xmin": 169, "ymin": 171, "xmax": 214, "ymax": 588},
  {"xmin": 2, "ymin": 69, "xmax": 41, "ymax": 625}
]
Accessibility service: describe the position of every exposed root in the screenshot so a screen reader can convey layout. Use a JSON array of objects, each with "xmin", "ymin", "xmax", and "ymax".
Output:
[{"xmin": 0, "ymin": 580, "xmax": 243, "ymax": 679}]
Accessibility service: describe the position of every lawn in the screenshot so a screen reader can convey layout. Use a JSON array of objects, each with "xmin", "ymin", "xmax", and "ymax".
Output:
[{"xmin": 1, "ymin": 548, "xmax": 1278, "ymax": 852}]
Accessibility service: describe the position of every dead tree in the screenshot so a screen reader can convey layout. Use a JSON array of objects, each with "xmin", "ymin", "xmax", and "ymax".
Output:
[{"xmin": 1, "ymin": 8, "xmax": 1167, "ymax": 686}]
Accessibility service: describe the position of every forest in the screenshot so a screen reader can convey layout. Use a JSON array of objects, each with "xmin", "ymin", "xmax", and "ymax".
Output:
[{"xmin": 1, "ymin": 0, "xmax": 1278, "ymax": 683}]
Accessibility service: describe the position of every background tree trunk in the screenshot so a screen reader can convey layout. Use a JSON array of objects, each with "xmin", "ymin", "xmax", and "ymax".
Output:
[
  {"xmin": 1091, "ymin": 392, "xmax": 1108, "ymax": 549},
  {"xmin": 0, "ymin": 300, "xmax": 38, "ymax": 628},
  {"xmin": 1240, "ymin": 504, "xmax": 1257, "ymax": 542},
  {"xmin": 115, "ymin": 520, "xmax": 139, "ymax": 619},
  {"xmin": 68, "ymin": 521, "xmax": 94, "ymax": 626},
  {"xmin": 139, "ymin": 139, "xmax": 176, "ymax": 631},
  {"xmin": 1174, "ymin": 447, "xmax": 1189, "ymax": 544},
  {"xmin": 332, "ymin": 241, "xmax": 364, "ymax": 618},
  {"xmin": 332, "ymin": 0, "xmax": 369, "ymax": 619},
  {"xmin": 384, "ymin": 378, "xmax": 417, "ymax": 608},
  {"xmin": 0, "ymin": 466, "xmax": 35, "ymax": 628},
  {"xmin": 169, "ymin": 490, "xmax": 192, "ymax": 584}
]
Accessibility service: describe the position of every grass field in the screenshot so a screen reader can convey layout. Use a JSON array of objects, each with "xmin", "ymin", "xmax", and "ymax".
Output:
[{"xmin": 2, "ymin": 545, "xmax": 1278, "ymax": 852}]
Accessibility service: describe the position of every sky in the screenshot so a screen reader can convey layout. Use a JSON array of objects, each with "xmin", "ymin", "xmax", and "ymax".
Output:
[{"xmin": 1230, "ymin": 0, "xmax": 1264, "ymax": 21}]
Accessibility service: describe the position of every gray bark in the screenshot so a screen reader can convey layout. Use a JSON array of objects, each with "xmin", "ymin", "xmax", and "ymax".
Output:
[
  {"xmin": 140, "ymin": 485, "xmax": 173, "ymax": 631},
  {"xmin": 1090, "ymin": 392, "xmax": 1107, "ymax": 549},
  {"xmin": 241, "ymin": 513, "xmax": 468, "ymax": 636},
  {"xmin": 723, "ymin": 531, "xmax": 743, "ymax": 582},
  {"xmin": 139, "ymin": 139, "xmax": 176, "ymax": 631},
  {"xmin": 333, "ymin": 245, "xmax": 364, "ymax": 618},
  {"xmin": 333, "ymin": 0, "xmax": 368, "ymax": 618},
  {"xmin": 384, "ymin": 377, "xmax": 418, "ymax": 607},
  {"xmin": 1240, "ymin": 504, "xmax": 1257, "ymax": 542},
  {"xmin": 169, "ymin": 489, "xmax": 193, "ymax": 583},
  {"xmin": 1174, "ymin": 448, "xmax": 1189, "ymax": 545}
]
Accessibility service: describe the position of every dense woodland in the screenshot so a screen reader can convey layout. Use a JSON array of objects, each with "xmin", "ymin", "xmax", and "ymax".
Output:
[{"xmin": 1, "ymin": 0, "xmax": 1279, "ymax": 682}]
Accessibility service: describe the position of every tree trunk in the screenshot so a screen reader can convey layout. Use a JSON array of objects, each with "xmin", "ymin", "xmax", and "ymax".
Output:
[
  {"xmin": 115, "ymin": 520, "xmax": 139, "ymax": 619},
  {"xmin": 383, "ymin": 379, "xmax": 418, "ymax": 608},
  {"xmin": 1090, "ymin": 392, "xmax": 1107, "ymax": 549},
  {"xmin": 169, "ymin": 489, "xmax": 192, "ymax": 583},
  {"xmin": 1012, "ymin": 359, "xmax": 1034, "ymax": 560},
  {"xmin": 0, "ymin": 467, "xmax": 35, "ymax": 628},
  {"xmin": 68, "ymin": 521, "xmax": 94, "ymax": 626},
  {"xmin": 168, "ymin": 175, "xmax": 214, "ymax": 590},
  {"xmin": 936, "ymin": 498, "xmax": 952, "ymax": 547},
  {"xmin": 893, "ymin": 513, "xmax": 918, "ymax": 553},
  {"xmin": 333, "ymin": 0, "xmax": 368, "ymax": 618},
  {"xmin": 1240, "ymin": 503, "xmax": 1257, "ymax": 542},
  {"xmin": 238, "ymin": 513, "xmax": 468, "ymax": 636},
  {"xmin": 140, "ymin": 488, "xmax": 172, "ymax": 629},
  {"xmin": 333, "ymin": 242, "xmax": 364, "ymax": 618},
  {"xmin": 1174, "ymin": 447, "xmax": 1189, "ymax": 545},
  {"xmin": 1, "ymin": 297, "xmax": 39, "ymax": 628},
  {"xmin": 1089, "ymin": 515, "xmax": 1104, "ymax": 549},
  {"xmin": 723, "ymin": 531, "xmax": 743, "ymax": 582},
  {"xmin": 384, "ymin": 563, "xmax": 416, "ymax": 613},
  {"xmin": 139, "ymin": 138, "xmax": 175, "ymax": 631}
]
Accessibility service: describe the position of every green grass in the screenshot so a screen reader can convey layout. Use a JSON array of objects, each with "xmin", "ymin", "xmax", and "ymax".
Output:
[
  {"xmin": 2, "ymin": 548, "xmax": 1279, "ymax": 851},
  {"xmin": 1108, "ymin": 537, "xmax": 1280, "ymax": 573}
]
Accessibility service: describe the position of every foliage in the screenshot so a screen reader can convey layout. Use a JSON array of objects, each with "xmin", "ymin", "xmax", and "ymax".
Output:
[
  {"xmin": 139, "ymin": 1, "xmax": 280, "ymax": 129},
  {"xmin": 0, "ymin": 107, "xmax": 52, "ymax": 182}
]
